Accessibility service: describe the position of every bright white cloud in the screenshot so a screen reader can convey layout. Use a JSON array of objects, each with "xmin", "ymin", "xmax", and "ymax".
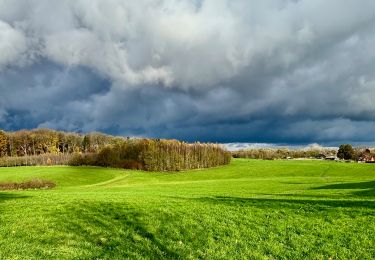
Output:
[{"xmin": 0, "ymin": 20, "xmax": 27, "ymax": 70}]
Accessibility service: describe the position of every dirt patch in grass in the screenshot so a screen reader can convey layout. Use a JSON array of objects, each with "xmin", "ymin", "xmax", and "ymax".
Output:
[{"xmin": 0, "ymin": 179, "xmax": 56, "ymax": 190}]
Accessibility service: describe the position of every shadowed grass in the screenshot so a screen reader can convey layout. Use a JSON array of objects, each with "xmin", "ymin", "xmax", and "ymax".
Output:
[
  {"xmin": 314, "ymin": 180, "xmax": 375, "ymax": 197},
  {"xmin": 0, "ymin": 193, "xmax": 29, "ymax": 203}
]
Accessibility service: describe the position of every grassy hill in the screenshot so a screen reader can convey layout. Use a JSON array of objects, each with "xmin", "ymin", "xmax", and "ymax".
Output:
[{"xmin": 0, "ymin": 159, "xmax": 374, "ymax": 258}]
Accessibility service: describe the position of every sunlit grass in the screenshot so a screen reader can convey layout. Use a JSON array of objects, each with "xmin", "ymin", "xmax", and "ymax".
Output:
[{"xmin": 0, "ymin": 159, "xmax": 374, "ymax": 258}]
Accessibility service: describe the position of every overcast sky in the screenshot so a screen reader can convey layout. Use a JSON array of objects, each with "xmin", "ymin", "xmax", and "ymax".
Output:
[{"xmin": 1, "ymin": 0, "xmax": 375, "ymax": 144}]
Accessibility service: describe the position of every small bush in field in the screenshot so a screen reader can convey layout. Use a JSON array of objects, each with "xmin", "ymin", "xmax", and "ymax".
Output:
[{"xmin": 0, "ymin": 179, "xmax": 56, "ymax": 190}]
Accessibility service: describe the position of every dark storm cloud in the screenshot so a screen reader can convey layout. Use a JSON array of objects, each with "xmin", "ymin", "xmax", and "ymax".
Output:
[
  {"xmin": 0, "ymin": 61, "xmax": 111, "ymax": 130},
  {"xmin": 1, "ymin": 0, "xmax": 375, "ymax": 144}
]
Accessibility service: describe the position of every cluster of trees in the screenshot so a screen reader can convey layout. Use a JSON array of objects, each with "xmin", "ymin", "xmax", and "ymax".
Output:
[
  {"xmin": 70, "ymin": 139, "xmax": 232, "ymax": 171},
  {"xmin": 232, "ymin": 147, "xmax": 337, "ymax": 160},
  {"xmin": 0, "ymin": 128, "xmax": 231, "ymax": 171},
  {"xmin": 233, "ymin": 144, "xmax": 375, "ymax": 162},
  {"xmin": 0, "ymin": 129, "xmax": 124, "ymax": 157},
  {"xmin": 336, "ymin": 144, "xmax": 375, "ymax": 161}
]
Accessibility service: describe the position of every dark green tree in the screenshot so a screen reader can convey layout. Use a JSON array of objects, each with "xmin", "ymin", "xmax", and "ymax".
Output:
[{"xmin": 337, "ymin": 144, "xmax": 354, "ymax": 160}]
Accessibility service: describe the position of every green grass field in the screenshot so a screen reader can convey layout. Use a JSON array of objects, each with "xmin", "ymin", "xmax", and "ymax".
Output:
[{"xmin": 0, "ymin": 159, "xmax": 374, "ymax": 259}]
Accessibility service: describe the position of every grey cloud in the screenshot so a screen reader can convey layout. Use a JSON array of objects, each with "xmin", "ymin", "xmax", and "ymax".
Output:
[{"xmin": 0, "ymin": 0, "xmax": 375, "ymax": 144}]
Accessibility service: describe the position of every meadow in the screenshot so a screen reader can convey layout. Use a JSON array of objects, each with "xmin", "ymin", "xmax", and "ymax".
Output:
[{"xmin": 0, "ymin": 159, "xmax": 374, "ymax": 259}]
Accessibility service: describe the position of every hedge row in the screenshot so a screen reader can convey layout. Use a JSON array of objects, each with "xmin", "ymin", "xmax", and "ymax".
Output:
[
  {"xmin": 69, "ymin": 139, "xmax": 231, "ymax": 171},
  {"xmin": 0, "ymin": 153, "xmax": 73, "ymax": 167}
]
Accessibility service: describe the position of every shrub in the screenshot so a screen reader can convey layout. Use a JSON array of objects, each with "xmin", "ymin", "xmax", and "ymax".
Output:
[{"xmin": 46, "ymin": 158, "xmax": 52, "ymax": 166}]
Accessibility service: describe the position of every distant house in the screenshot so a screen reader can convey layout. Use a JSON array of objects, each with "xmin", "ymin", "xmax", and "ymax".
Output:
[
  {"xmin": 325, "ymin": 155, "xmax": 338, "ymax": 161},
  {"xmin": 357, "ymin": 149, "xmax": 375, "ymax": 163},
  {"xmin": 358, "ymin": 154, "xmax": 375, "ymax": 163},
  {"xmin": 316, "ymin": 153, "xmax": 326, "ymax": 159}
]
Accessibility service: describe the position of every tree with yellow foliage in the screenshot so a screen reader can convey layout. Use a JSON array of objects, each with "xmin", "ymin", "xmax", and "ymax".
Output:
[{"xmin": 0, "ymin": 130, "xmax": 8, "ymax": 157}]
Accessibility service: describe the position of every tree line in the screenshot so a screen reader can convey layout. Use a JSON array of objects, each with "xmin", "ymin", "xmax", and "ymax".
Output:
[
  {"xmin": 232, "ymin": 144, "xmax": 375, "ymax": 162},
  {"xmin": 0, "ymin": 129, "xmax": 124, "ymax": 157},
  {"xmin": 232, "ymin": 147, "xmax": 337, "ymax": 160},
  {"xmin": 0, "ymin": 129, "xmax": 231, "ymax": 171}
]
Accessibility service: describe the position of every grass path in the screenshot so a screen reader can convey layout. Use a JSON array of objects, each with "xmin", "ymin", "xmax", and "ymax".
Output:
[{"xmin": 0, "ymin": 159, "xmax": 374, "ymax": 258}]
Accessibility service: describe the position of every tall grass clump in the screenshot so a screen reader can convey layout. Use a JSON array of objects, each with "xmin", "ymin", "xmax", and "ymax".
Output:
[{"xmin": 0, "ymin": 179, "xmax": 56, "ymax": 190}]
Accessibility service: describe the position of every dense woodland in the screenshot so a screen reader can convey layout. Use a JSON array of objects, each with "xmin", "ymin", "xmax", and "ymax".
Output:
[
  {"xmin": 0, "ymin": 129, "xmax": 124, "ymax": 157},
  {"xmin": 0, "ymin": 129, "xmax": 231, "ymax": 170}
]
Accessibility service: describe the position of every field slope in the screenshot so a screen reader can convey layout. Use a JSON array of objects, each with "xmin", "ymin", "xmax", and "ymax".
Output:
[{"xmin": 0, "ymin": 159, "xmax": 374, "ymax": 259}]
